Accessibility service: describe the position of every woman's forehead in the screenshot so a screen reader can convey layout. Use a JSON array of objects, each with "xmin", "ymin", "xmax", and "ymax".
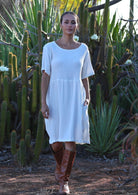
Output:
[{"xmin": 62, "ymin": 14, "xmax": 77, "ymax": 21}]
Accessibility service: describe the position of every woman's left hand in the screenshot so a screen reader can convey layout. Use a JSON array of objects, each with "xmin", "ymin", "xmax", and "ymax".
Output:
[{"xmin": 84, "ymin": 99, "xmax": 90, "ymax": 106}]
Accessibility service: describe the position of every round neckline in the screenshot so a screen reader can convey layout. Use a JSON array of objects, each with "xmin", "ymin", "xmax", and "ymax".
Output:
[{"xmin": 54, "ymin": 41, "xmax": 82, "ymax": 51}]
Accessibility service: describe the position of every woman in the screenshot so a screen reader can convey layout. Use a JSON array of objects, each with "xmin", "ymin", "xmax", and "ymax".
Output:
[{"xmin": 41, "ymin": 11, "xmax": 94, "ymax": 194}]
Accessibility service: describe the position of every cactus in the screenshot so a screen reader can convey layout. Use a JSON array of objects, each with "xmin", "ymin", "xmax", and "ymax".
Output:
[
  {"xmin": 25, "ymin": 129, "xmax": 31, "ymax": 148},
  {"xmin": 11, "ymin": 130, "xmax": 17, "ymax": 155},
  {"xmin": 0, "ymin": 60, "xmax": 2, "ymax": 66},
  {"xmin": 17, "ymin": 90, "xmax": 22, "ymax": 116},
  {"xmin": 21, "ymin": 30, "xmax": 29, "ymax": 88},
  {"xmin": 24, "ymin": 110, "xmax": 30, "ymax": 132},
  {"xmin": 18, "ymin": 139, "xmax": 26, "ymax": 167},
  {"xmin": 3, "ymin": 76, "xmax": 9, "ymax": 104},
  {"xmin": 6, "ymin": 110, "xmax": 11, "ymax": 141},
  {"xmin": 99, "ymin": 0, "xmax": 109, "ymax": 68},
  {"xmin": 21, "ymin": 86, "xmax": 27, "ymax": 138},
  {"xmin": 13, "ymin": 54, "xmax": 18, "ymax": 78},
  {"xmin": 106, "ymin": 46, "xmax": 113, "ymax": 97},
  {"xmin": 90, "ymin": 13, "xmax": 95, "ymax": 36},
  {"xmin": 8, "ymin": 52, "xmax": 13, "ymax": 81},
  {"xmin": 34, "ymin": 111, "xmax": 44, "ymax": 162},
  {"xmin": 32, "ymin": 70, "xmax": 38, "ymax": 113},
  {"xmin": 96, "ymin": 83, "xmax": 102, "ymax": 112},
  {"xmin": 37, "ymin": 11, "xmax": 42, "ymax": 66},
  {"xmin": 78, "ymin": 1, "xmax": 88, "ymax": 42},
  {"xmin": 11, "ymin": 81, "xmax": 16, "ymax": 102},
  {"xmin": 0, "ymin": 101, "xmax": 7, "ymax": 146}
]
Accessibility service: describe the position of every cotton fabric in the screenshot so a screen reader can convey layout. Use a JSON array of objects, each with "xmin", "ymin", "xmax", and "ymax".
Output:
[{"xmin": 41, "ymin": 41, "xmax": 94, "ymax": 144}]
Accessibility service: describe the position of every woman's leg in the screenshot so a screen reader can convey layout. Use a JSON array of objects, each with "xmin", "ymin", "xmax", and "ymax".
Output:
[
  {"xmin": 59, "ymin": 142, "xmax": 76, "ymax": 194},
  {"xmin": 50, "ymin": 142, "xmax": 64, "ymax": 182}
]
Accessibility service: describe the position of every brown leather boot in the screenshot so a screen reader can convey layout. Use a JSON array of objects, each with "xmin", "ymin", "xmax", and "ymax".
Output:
[
  {"xmin": 50, "ymin": 145, "xmax": 64, "ymax": 182},
  {"xmin": 58, "ymin": 149, "xmax": 76, "ymax": 194}
]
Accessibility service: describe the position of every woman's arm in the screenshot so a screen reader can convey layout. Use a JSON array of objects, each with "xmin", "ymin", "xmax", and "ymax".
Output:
[
  {"xmin": 82, "ymin": 78, "xmax": 90, "ymax": 105},
  {"xmin": 41, "ymin": 71, "xmax": 50, "ymax": 118}
]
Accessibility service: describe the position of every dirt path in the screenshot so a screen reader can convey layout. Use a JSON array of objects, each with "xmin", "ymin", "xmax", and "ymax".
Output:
[{"xmin": 0, "ymin": 148, "xmax": 137, "ymax": 195}]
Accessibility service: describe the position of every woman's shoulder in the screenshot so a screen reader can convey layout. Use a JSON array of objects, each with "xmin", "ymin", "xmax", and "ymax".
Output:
[
  {"xmin": 43, "ymin": 41, "xmax": 55, "ymax": 49},
  {"xmin": 80, "ymin": 42, "xmax": 89, "ymax": 50}
]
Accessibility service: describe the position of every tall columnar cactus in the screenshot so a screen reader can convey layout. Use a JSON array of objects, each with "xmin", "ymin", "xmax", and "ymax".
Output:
[
  {"xmin": 18, "ymin": 139, "xmax": 26, "ymax": 167},
  {"xmin": 106, "ymin": 46, "xmax": 113, "ymax": 97},
  {"xmin": 36, "ymin": 65, "xmax": 41, "ymax": 106},
  {"xmin": 3, "ymin": 76, "xmax": 9, "ymax": 104},
  {"xmin": 78, "ymin": 1, "xmax": 88, "ymax": 43},
  {"xmin": 13, "ymin": 54, "xmax": 18, "ymax": 78},
  {"xmin": 0, "ymin": 101, "xmax": 7, "ymax": 146},
  {"xmin": 21, "ymin": 86, "xmax": 27, "ymax": 138},
  {"xmin": 11, "ymin": 81, "xmax": 16, "ymax": 102},
  {"xmin": 37, "ymin": 11, "xmax": 42, "ymax": 66},
  {"xmin": 99, "ymin": 0, "xmax": 109, "ymax": 68},
  {"xmin": 129, "ymin": 0, "xmax": 134, "ymax": 51},
  {"xmin": 90, "ymin": 13, "xmax": 95, "ymax": 36},
  {"xmin": 21, "ymin": 30, "xmax": 29, "ymax": 88},
  {"xmin": 32, "ymin": 70, "xmax": 38, "ymax": 113},
  {"xmin": 0, "ymin": 60, "xmax": 2, "ymax": 66},
  {"xmin": 34, "ymin": 111, "xmax": 44, "ymax": 162},
  {"xmin": 8, "ymin": 52, "xmax": 13, "ymax": 81},
  {"xmin": 6, "ymin": 110, "xmax": 11, "ymax": 141},
  {"xmin": 24, "ymin": 110, "xmax": 30, "ymax": 132},
  {"xmin": 17, "ymin": 90, "xmax": 22, "ymax": 116},
  {"xmin": 11, "ymin": 130, "xmax": 17, "ymax": 155},
  {"xmin": 96, "ymin": 83, "xmax": 102, "ymax": 112},
  {"xmin": 25, "ymin": 129, "xmax": 31, "ymax": 148}
]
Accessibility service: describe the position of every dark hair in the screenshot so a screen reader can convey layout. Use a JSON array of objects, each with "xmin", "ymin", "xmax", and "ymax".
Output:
[{"xmin": 60, "ymin": 11, "xmax": 79, "ymax": 24}]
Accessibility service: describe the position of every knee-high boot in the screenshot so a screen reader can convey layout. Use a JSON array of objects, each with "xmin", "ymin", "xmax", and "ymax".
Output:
[
  {"xmin": 50, "ymin": 145, "xmax": 64, "ymax": 182},
  {"xmin": 58, "ymin": 149, "xmax": 76, "ymax": 194}
]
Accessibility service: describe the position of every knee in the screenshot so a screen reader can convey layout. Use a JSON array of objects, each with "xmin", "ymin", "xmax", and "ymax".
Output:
[
  {"xmin": 65, "ymin": 142, "xmax": 76, "ymax": 151},
  {"xmin": 51, "ymin": 142, "xmax": 63, "ymax": 152}
]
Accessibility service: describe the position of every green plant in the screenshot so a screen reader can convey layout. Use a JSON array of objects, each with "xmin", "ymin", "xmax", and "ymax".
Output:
[
  {"xmin": 11, "ymin": 130, "xmax": 17, "ymax": 155},
  {"xmin": 0, "ymin": 100, "xmax": 7, "ymax": 146},
  {"xmin": 18, "ymin": 139, "xmax": 26, "ymax": 167},
  {"xmin": 34, "ymin": 111, "xmax": 44, "ymax": 162},
  {"xmin": 21, "ymin": 86, "xmax": 27, "ymax": 138},
  {"xmin": 21, "ymin": 30, "xmax": 28, "ymax": 88},
  {"xmin": 87, "ymin": 101, "xmax": 122, "ymax": 156}
]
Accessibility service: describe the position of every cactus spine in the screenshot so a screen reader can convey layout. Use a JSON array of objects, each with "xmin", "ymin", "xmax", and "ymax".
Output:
[
  {"xmin": 34, "ymin": 111, "xmax": 44, "ymax": 162},
  {"xmin": 21, "ymin": 30, "xmax": 28, "ymax": 88},
  {"xmin": 11, "ymin": 130, "xmax": 17, "ymax": 155},
  {"xmin": 0, "ymin": 101, "xmax": 7, "ymax": 146},
  {"xmin": 21, "ymin": 86, "xmax": 27, "ymax": 138}
]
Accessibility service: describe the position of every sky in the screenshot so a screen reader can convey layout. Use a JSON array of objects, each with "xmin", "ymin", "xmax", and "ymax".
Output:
[{"xmin": 100, "ymin": 0, "xmax": 138, "ymax": 31}]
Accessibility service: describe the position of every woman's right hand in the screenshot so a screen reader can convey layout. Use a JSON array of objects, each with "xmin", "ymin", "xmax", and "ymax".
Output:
[{"xmin": 41, "ymin": 103, "xmax": 49, "ymax": 119}]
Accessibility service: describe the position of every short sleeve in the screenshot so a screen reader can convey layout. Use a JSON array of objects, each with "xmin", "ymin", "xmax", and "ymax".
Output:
[
  {"xmin": 81, "ymin": 48, "xmax": 95, "ymax": 79},
  {"xmin": 41, "ymin": 44, "xmax": 51, "ymax": 75}
]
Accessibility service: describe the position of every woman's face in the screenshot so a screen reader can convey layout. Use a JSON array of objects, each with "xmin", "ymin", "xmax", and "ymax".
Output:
[{"xmin": 60, "ymin": 14, "xmax": 78, "ymax": 36}]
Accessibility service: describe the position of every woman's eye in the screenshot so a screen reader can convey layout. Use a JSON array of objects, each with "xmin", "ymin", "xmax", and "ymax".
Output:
[{"xmin": 71, "ymin": 21, "xmax": 76, "ymax": 24}]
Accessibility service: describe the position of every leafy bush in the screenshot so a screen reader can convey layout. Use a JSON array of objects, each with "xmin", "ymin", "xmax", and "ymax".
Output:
[{"xmin": 87, "ymin": 101, "xmax": 122, "ymax": 156}]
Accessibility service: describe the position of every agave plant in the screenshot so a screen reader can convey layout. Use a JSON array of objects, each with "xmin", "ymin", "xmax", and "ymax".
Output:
[{"xmin": 86, "ymin": 101, "xmax": 122, "ymax": 156}]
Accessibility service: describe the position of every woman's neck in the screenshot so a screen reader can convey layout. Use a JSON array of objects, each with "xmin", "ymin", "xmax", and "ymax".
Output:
[{"xmin": 60, "ymin": 35, "xmax": 75, "ymax": 45}]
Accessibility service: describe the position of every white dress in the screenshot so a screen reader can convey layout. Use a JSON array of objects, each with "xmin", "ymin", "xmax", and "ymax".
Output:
[{"xmin": 41, "ymin": 41, "xmax": 95, "ymax": 144}]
